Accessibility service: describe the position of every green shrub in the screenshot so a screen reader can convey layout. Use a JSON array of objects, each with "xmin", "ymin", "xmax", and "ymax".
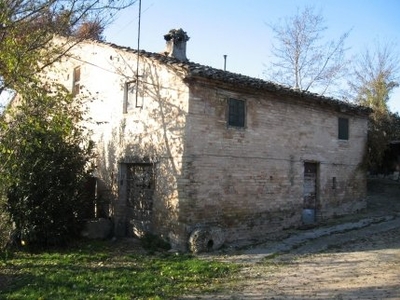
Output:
[
  {"xmin": 0, "ymin": 83, "xmax": 94, "ymax": 248},
  {"xmin": 0, "ymin": 208, "xmax": 12, "ymax": 250},
  {"xmin": 140, "ymin": 233, "xmax": 171, "ymax": 252}
]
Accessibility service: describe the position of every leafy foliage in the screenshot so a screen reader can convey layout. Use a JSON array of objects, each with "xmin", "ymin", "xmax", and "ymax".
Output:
[
  {"xmin": 0, "ymin": 82, "xmax": 95, "ymax": 247},
  {"xmin": 349, "ymin": 41, "xmax": 400, "ymax": 169},
  {"xmin": 0, "ymin": 206, "xmax": 12, "ymax": 250},
  {"xmin": 367, "ymin": 112, "xmax": 400, "ymax": 171},
  {"xmin": 140, "ymin": 233, "xmax": 171, "ymax": 252},
  {"xmin": 0, "ymin": 0, "xmax": 136, "ymax": 95},
  {"xmin": 0, "ymin": 0, "xmax": 136, "ymax": 249},
  {"xmin": 73, "ymin": 19, "xmax": 105, "ymax": 41},
  {"xmin": 350, "ymin": 41, "xmax": 399, "ymax": 113}
]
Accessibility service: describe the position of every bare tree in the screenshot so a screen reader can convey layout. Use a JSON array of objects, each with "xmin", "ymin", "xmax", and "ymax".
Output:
[
  {"xmin": 349, "ymin": 41, "xmax": 400, "ymax": 169},
  {"xmin": 349, "ymin": 41, "xmax": 399, "ymax": 113},
  {"xmin": 74, "ymin": 19, "xmax": 105, "ymax": 41},
  {"xmin": 265, "ymin": 6, "xmax": 350, "ymax": 96},
  {"xmin": 0, "ymin": 0, "xmax": 136, "ymax": 95}
]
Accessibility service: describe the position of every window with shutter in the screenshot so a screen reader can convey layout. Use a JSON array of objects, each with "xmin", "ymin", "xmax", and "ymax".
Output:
[
  {"xmin": 338, "ymin": 117, "xmax": 349, "ymax": 140},
  {"xmin": 228, "ymin": 98, "xmax": 245, "ymax": 128}
]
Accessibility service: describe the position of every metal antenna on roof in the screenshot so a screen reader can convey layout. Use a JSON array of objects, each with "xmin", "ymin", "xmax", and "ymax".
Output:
[
  {"xmin": 135, "ymin": 0, "xmax": 143, "ymax": 108},
  {"xmin": 223, "ymin": 55, "xmax": 227, "ymax": 71}
]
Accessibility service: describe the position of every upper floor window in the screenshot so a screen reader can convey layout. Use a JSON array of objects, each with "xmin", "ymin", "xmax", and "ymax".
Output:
[
  {"xmin": 72, "ymin": 66, "xmax": 81, "ymax": 96},
  {"xmin": 338, "ymin": 117, "xmax": 349, "ymax": 140},
  {"xmin": 123, "ymin": 81, "xmax": 143, "ymax": 113},
  {"xmin": 123, "ymin": 81, "xmax": 136, "ymax": 113},
  {"xmin": 228, "ymin": 98, "xmax": 245, "ymax": 128}
]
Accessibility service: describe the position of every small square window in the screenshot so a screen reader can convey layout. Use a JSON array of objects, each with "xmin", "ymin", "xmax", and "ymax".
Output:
[
  {"xmin": 228, "ymin": 98, "xmax": 245, "ymax": 127},
  {"xmin": 338, "ymin": 117, "xmax": 349, "ymax": 140}
]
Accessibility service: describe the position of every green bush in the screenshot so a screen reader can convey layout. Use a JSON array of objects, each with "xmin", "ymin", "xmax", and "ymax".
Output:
[
  {"xmin": 140, "ymin": 233, "xmax": 171, "ymax": 252},
  {"xmin": 0, "ymin": 83, "xmax": 94, "ymax": 248},
  {"xmin": 0, "ymin": 205, "xmax": 12, "ymax": 250}
]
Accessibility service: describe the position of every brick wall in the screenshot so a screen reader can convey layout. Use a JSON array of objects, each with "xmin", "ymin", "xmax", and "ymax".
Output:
[{"xmin": 180, "ymin": 79, "xmax": 368, "ymax": 245}]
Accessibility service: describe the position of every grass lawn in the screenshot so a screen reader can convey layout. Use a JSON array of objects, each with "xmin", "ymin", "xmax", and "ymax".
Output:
[{"xmin": 0, "ymin": 240, "xmax": 239, "ymax": 299}]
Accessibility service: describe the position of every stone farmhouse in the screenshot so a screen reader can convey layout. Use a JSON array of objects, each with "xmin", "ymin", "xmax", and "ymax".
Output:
[{"xmin": 49, "ymin": 29, "xmax": 370, "ymax": 252}]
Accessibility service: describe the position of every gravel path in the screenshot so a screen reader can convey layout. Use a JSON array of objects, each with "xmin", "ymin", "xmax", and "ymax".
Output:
[
  {"xmin": 183, "ymin": 179, "xmax": 400, "ymax": 299},
  {"xmin": 228, "ymin": 220, "xmax": 400, "ymax": 299}
]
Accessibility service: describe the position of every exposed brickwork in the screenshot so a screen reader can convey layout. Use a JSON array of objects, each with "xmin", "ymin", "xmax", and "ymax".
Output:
[{"xmin": 180, "ymin": 81, "xmax": 368, "ymax": 245}]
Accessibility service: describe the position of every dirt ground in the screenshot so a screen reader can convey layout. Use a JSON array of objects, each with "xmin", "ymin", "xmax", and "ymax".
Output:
[
  {"xmin": 2, "ymin": 179, "xmax": 399, "ymax": 299},
  {"xmin": 223, "ymin": 227, "xmax": 400, "ymax": 299},
  {"xmin": 184, "ymin": 178, "xmax": 400, "ymax": 299}
]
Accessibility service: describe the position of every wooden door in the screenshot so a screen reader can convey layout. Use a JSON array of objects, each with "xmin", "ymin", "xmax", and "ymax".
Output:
[
  {"xmin": 303, "ymin": 162, "xmax": 318, "ymax": 209},
  {"xmin": 126, "ymin": 163, "xmax": 154, "ymax": 223}
]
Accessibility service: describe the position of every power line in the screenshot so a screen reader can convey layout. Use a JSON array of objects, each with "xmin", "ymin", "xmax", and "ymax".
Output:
[
  {"xmin": 135, "ymin": 0, "xmax": 142, "ymax": 108},
  {"xmin": 108, "ymin": 2, "xmax": 154, "ymax": 40}
]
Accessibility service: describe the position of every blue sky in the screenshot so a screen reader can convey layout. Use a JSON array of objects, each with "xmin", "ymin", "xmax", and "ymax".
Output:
[{"xmin": 104, "ymin": 0, "xmax": 400, "ymax": 113}]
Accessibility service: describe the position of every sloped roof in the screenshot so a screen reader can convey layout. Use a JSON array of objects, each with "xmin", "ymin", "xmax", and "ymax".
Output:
[{"xmin": 105, "ymin": 41, "xmax": 371, "ymax": 117}]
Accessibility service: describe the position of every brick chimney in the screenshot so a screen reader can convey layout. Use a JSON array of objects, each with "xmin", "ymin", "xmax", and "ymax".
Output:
[{"xmin": 163, "ymin": 28, "xmax": 190, "ymax": 61}]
